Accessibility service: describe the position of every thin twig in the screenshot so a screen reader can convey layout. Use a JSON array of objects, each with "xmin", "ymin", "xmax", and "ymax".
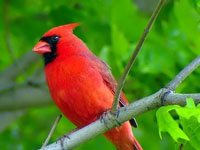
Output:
[
  {"xmin": 111, "ymin": 0, "xmax": 166, "ymax": 112},
  {"xmin": 41, "ymin": 114, "xmax": 62, "ymax": 149},
  {"xmin": 166, "ymin": 56, "xmax": 200, "ymax": 91}
]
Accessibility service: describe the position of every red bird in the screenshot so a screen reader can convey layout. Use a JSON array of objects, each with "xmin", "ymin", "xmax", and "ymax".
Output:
[{"xmin": 32, "ymin": 23, "xmax": 142, "ymax": 150}]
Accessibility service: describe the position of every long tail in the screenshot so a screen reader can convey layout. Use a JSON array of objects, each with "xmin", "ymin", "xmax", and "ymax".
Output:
[{"xmin": 104, "ymin": 121, "xmax": 142, "ymax": 150}]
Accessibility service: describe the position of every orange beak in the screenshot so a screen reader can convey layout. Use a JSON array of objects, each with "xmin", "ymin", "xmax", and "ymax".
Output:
[{"xmin": 32, "ymin": 41, "xmax": 51, "ymax": 54}]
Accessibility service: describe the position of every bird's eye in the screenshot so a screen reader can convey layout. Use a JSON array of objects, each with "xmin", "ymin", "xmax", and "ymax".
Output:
[{"xmin": 51, "ymin": 36, "xmax": 60, "ymax": 42}]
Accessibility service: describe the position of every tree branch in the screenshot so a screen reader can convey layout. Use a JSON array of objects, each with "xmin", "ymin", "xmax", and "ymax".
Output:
[
  {"xmin": 41, "ymin": 55, "xmax": 200, "ymax": 150},
  {"xmin": 163, "ymin": 93, "xmax": 200, "ymax": 105},
  {"xmin": 166, "ymin": 56, "xmax": 200, "ymax": 91},
  {"xmin": 0, "ymin": 51, "xmax": 39, "ymax": 83},
  {"xmin": 0, "ymin": 83, "xmax": 52, "ymax": 112},
  {"xmin": 112, "ymin": 0, "xmax": 166, "ymax": 112},
  {"xmin": 0, "ymin": 51, "xmax": 40, "ymax": 94},
  {"xmin": 41, "ymin": 91, "xmax": 200, "ymax": 150}
]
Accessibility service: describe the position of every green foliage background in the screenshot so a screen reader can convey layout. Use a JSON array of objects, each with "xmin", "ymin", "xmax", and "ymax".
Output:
[{"xmin": 0, "ymin": 0, "xmax": 200, "ymax": 149}]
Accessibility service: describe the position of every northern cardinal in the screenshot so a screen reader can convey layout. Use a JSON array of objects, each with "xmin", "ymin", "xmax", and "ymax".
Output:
[{"xmin": 32, "ymin": 23, "xmax": 142, "ymax": 150}]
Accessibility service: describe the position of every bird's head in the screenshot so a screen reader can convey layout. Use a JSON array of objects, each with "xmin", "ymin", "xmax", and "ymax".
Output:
[{"xmin": 32, "ymin": 23, "xmax": 80, "ymax": 65}]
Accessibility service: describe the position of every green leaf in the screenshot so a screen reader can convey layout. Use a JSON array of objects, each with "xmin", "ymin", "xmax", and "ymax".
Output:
[
  {"xmin": 177, "ymin": 99, "xmax": 200, "ymax": 149},
  {"xmin": 156, "ymin": 105, "xmax": 189, "ymax": 142},
  {"xmin": 181, "ymin": 117, "xmax": 200, "ymax": 150},
  {"xmin": 176, "ymin": 99, "xmax": 200, "ymax": 123},
  {"xmin": 186, "ymin": 98, "xmax": 196, "ymax": 108},
  {"xmin": 111, "ymin": 0, "xmax": 146, "ymax": 41},
  {"xmin": 110, "ymin": 24, "xmax": 130, "ymax": 76},
  {"xmin": 174, "ymin": 0, "xmax": 200, "ymax": 54},
  {"xmin": 111, "ymin": 24, "xmax": 129, "ymax": 58},
  {"xmin": 157, "ymin": 99, "xmax": 200, "ymax": 149}
]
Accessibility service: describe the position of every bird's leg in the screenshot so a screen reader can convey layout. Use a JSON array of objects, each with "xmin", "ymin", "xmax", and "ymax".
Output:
[
  {"xmin": 111, "ymin": 108, "xmax": 122, "ymax": 126},
  {"xmin": 100, "ymin": 109, "xmax": 121, "ymax": 130},
  {"xmin": 59, "ymin": 136, "xmax": 65, "ymax": 150},
  {"xmin": 56, "ymin": 132, "xmax": 71, "ymax": 150}
]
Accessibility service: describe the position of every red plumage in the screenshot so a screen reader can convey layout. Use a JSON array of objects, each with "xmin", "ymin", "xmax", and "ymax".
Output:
[{"xmin": 32, "ymin": 23, "xmax": 142, "ymax": 150}]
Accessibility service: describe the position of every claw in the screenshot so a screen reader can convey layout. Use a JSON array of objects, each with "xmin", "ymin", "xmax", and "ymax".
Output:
[
  {"xmin": 60, "ymin": 136, "xmax": 65, "ymax": 150},
  {"xmin": 56, "ymin": 134, "xmax": 70, "ymax": 150},
  {"xmin": 100, "ymin": 111, "xmax": 111, "ymax": 129},
  {"xmin": 100, "ymin": 110, "xmax": 121, "ymax": 129},
  {"xmin": 112, "ymin": 109, "xmax": 121, "ymax": 126}
]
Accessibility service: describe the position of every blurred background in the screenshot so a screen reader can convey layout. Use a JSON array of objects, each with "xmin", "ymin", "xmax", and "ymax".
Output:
[{"xmin": 0, "ymin": 0, "xmax": 200, "ymax": 149}]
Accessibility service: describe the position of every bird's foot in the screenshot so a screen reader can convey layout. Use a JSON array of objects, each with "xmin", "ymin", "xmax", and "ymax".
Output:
[
  {"xmin": 100, "ymin": 109, "xmax": 121, "ymax": 130},
  {"xmin": 56, "ymin": 134, "xmax": 70, "ymax": 150}
]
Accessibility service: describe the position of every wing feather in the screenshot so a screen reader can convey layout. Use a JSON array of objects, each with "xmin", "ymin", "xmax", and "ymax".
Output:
[{"xmin": 90, "ymin": 56, "xmax": 137, "ymax": 127}]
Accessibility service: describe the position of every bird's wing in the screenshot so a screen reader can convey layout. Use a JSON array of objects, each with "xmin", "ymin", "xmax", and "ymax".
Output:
[{"xmin": 90, "ymin": 56, "xmax": 137, "ymax": 127}]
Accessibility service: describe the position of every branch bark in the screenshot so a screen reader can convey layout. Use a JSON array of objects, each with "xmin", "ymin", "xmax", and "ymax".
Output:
[
  {"xmin": 0, "ymin": 51, "xmax": 39, "ymax": 83},
  {"xmin": 41, "ymin": 91, "xmax": 200, "ymax": 150},
  {"xmin": 0, "ymin": 83, "xmax": 52, "ymax": 112},
  {"xmin": 166, "ymin": 56, "xmax": 200, "ymax": 91}
]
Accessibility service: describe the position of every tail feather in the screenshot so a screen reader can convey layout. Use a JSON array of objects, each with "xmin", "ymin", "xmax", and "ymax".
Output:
[
  {"xmin": 132, "ymin": 139, "xmax": 143, "ymax": 150},
  {"xmin": 104, "ymin": 121, "xmax": 142, "ymax": 150}
]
